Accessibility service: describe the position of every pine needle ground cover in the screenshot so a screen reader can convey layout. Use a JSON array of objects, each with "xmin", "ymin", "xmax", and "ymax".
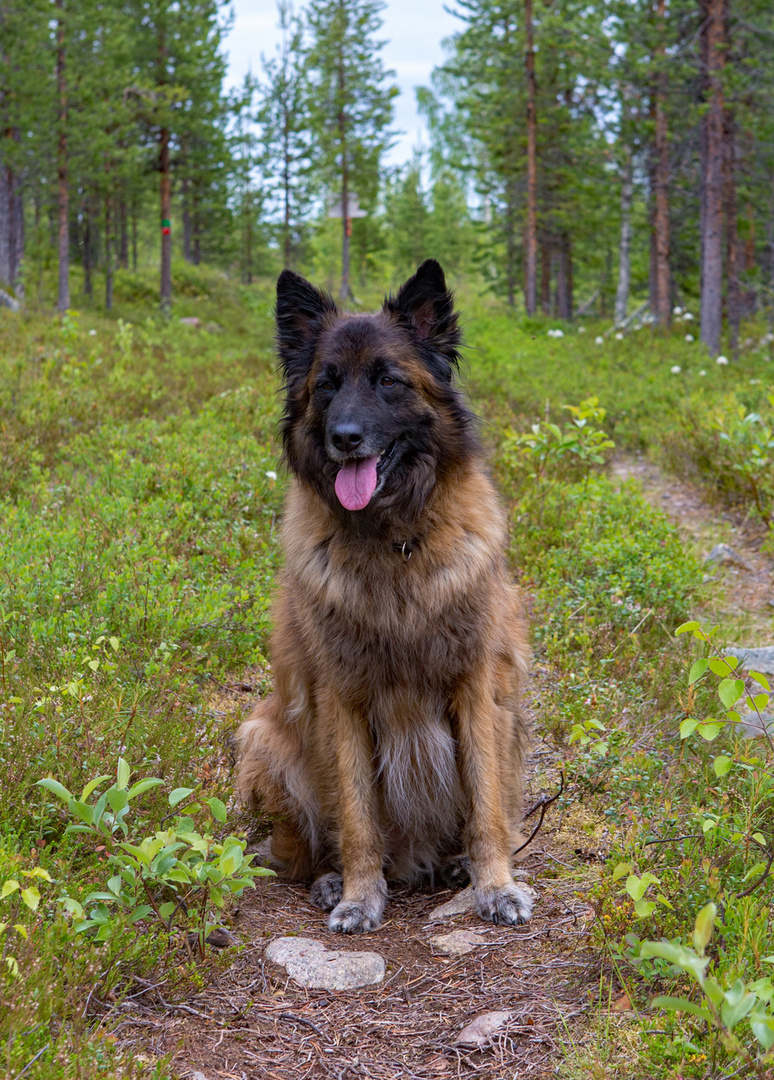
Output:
[{"xmin": 1, "ymin": 271, "xmax": 774, "ymax": 1078}]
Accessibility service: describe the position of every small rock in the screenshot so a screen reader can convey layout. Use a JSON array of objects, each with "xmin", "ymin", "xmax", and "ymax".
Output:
[
  {"xmin": 186, "ymin": 928, "xmax": 238, "ymax": 951},
  {"xmin": 703, "ymin": 543, "xmax": 754, "ymax": 572},
  {"xmin": 431, "ymin": 929, "xmax": 487, "ymax": 956},
  {"xmin": 725, "ymin": 646, "xmax": 774, "ymax": 675},
  {"xmin": 738, "ymin": 713, "xmax": 774, "ymax": 740},
  {"xmin": 455, "ymin": 1010, "xmax": 512, "ymax": 1048},
  {"xmin": 265, "ymin": 937, "xmax": 385, "ymax": 990},
  {"xmin": 427, "ymin": 886, "xmax": 476, "ymax": 921},
  {"xmin": 179, "ymin": 316, "xmax": 201, "ymax": 327}
]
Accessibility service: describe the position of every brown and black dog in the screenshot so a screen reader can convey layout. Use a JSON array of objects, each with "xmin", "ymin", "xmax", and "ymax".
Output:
[{"xmin": 237, "ymin": 259, "xmax": 532, "ymax": 934}]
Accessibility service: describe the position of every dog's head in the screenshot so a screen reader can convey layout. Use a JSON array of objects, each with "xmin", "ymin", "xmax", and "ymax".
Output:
[{"xmin": 275, "ymin": 260, "xmax": 478, "ymax": 523}]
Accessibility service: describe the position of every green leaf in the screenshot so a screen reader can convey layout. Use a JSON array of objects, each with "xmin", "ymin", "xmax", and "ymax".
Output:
[
  {"xmin": 218, "ymin": 844, "xmax": 244, "ymax": 877},
  {"xmin": 81, "ymin": 775, "xmax": 111, "ymax": 802},
  {"xmin": 676, "ymin": 621, "xmax": 701, "ymax": 636},
  {"xmin": 1, "ymin": 880, "xmax": 20, "ymax": 899},
  {"xmin": 751, "ymin": 1014, "xmax": 774, "ymax": 1050},
  {"xmin": 128, "ymin": 905, "xmax": 153, "ymax": 924},
  {"xmin": 689, "ymin": 659, "xmax": 709, "ymax": 684},
  {"xmin": 116, "ymin": 758, "xmax": 131, "ymax": 791},
  {"xmin": 719, "ymin": 678, "xmax": 745, "ymax": 709},
  {"xmin": 634, "ymin": 899, "xmax": 656, "ymax": 918},
  {"xmin": 159, "ymin": 901, "xmax": 176, "ymax": 920},
  {"xmin": 126, "ymin": 778, "xmax": 164, "ymax": 800},
  {"xmin": 168, "ymin": 787, "xmax": 195, "ymax": 808},
  {"xmin": 703, "ymin": 977, "xmax": 725, "ymax": 1007},
  {"xmin": 693, "ymin": 903, "xmax": 716, "ymax": 955},
  {"xmin": 612, "ymin": 862, "xmax": 632, "ymax": 883},
  {"xmin": 20, "ymin": 886, "xmax": 40, "ymax": 912},
  {"xmin": 37, "ymin": 778, "xmax": 73, "ymax": 803},
  {"xmin": 697, "ymin": 722, "xmax": 722, "ymax": 742},
  {"xmin": 106, "ymin": 787, "xmax": 129, "ymax": 814},
  {"xmin": 651, "ymin": 996, "xmax": 713, "ymax": 1024},
  {"xmin": 679, "ymin": 718, "xmax": 699, "ymax": 740},
  {"xmin": 69, "ymin": 800, "xmax": 94, "ymax": 826},
  {"xmin": 713, "ymin": 756, "xmax": 732, "ymax": 778},
  {"xmin": 750, "ymin": 671, "xmax": 771, "ymax": 691},
  {"xmin": 721, "ymin": 981, "xmax": 756, "ymax": 1029},
  {"xmin": 88, "ymin": 659, "xmax": 100, "ymax": 672},
  {"xmin": 709, "ymin": 658, "xmax": 732, "ymax": 677},
  {"xmin": 118, "ymin": 843, "xmax": 152, "ymax": 867},
  {"xmin": 109, "ymin": 637, "xmax": 120, "ymax": 652},
  {"xmin": 206, "ymin": 797, "xmax": 228, "ymax": 823}
]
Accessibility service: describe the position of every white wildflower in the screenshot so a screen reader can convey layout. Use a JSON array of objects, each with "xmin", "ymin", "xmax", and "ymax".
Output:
[
  {"xmin": 265, "ymin": 470, "xmax": 278, "ymax": 481},
  {"xmin": 685, "ymin": 334, "xmax": 694, "ymax": 342},
  {"xmin": 578, "ymin": 326, "xmax": 586, "ymax": 334},
  {"xmin": 615, "ymin": 332, "xmax": 624, "ymax": 341},
  {"xmin": 683, "ymin": 312, "xmax": 693, "ymax": 321},
  {"xmin": 716, "ymin": 355, "xmax": 729, "ymax": 366},
  {"xmin": 595, "ymin": 335, "xmax": 604, "ymax": 345},
  {"xmin": 89, "ymin": 329, "xmax": 97, "ymax": 336},
  {"xmin": 547, "ymin": 328, "xmax": 564, "ymax": 338},
  {"xmin": 673, "ymin": 306, "xmax": 682, "ymax": 315},
  {"xmin": 671, "ymin": 365, "xmax": 681, "ymax": 374},
  {"xmin": 699, "ymin": 370, "xmax": 706, "ymax": 376}
]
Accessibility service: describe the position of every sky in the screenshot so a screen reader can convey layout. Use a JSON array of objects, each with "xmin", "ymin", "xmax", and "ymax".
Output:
[{"xmin": 223, "ymin": 0, "xmax": 462, "ymax": 167}]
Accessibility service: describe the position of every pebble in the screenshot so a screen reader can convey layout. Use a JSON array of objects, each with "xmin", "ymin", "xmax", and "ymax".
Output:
[
  {"xmin": 703, "ymin": 543, "xmax": 754, "ymax": 571},
  {"xmin": 265, "ymin": 937, "xmax": 385, "ymax": 990},
  {"xmin": 431, "ymin": 929, "xmax": 487, "ymax": 956},
  {"xmin": 455, "ymin": 1010, "xmax": 513, "ymax": 1048}
]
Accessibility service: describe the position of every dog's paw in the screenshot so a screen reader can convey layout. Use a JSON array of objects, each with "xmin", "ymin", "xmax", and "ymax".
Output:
[
  {"xmin": 309, "ymin": 872, "xmax": 343, "ymax": 912},
  {"xmin": 475, "ymin": 881, "xmax": 533, "ymax": 926},
  {"xmin": 327, "ymin": 881, "xmax": 387, "ymax": 935}
]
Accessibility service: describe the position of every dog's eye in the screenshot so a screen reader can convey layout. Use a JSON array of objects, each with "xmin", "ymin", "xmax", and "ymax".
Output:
[
  {"xmin": 380, "ymin": 376, "xmax": 396, "ymax": 387},
  {"xmin": 319, "ymin": 380, "xmax": 335, "ymax": 393}
]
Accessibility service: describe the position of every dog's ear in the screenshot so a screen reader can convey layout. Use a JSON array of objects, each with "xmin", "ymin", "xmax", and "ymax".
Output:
[
  {"xmin": 384, "ymin": 259, "xmax": 461, "ymax": 376},
  {"xmin": 276, "ymin": 270, "xmax": 338, "ymax": 383}
]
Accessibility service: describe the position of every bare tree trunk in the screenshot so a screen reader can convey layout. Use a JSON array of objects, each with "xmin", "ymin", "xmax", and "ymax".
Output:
[
  {"xmin": 700, "ymin": 0, "xmax": 725, "ymax": 356},
  {"xmin": 724, "ymin": 111, "xmax": 740, "ymax": 354},
  {"xmin": 653, "ymin": 0, "xmax": 670, "ymax": 328},
  {"xmin": 83, "ymin": 196, "xmax": 92, "ymax": 297},
  {"xmin": 158, "ymin": 19, "xmax": 171, "ymax": 311},
  {"xmin": 119, "ymin": 192, "xmax": 128, "ymax": 269},
  {"xmin": 505, "ymin": 174, "xmax": 517, "ymax": 307},
  {"xmin": 56, "ymin": 0, "xmax": 69, "ymax": 313},
  {"xmin": 104, "ymin": 189, "xmax": 113, "ymax": 311},
  {"xmin": 540, "ymin": 239, "xmax": 551, "ymax": 314},
  {"xmin": 523, "ymin": 0, "xmax": 538, "ymax": 314},
  {"xmin": 615, "ymin": 144, "xmax": 634, "ymax": 325}
]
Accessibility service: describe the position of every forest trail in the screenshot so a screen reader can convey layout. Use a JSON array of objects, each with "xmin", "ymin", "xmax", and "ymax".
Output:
[
  {"xmin": 612, "ymin": 454, "xmax": 774, "ymax": 643},
  {"xmin": 118, "ymin": 458, "xmax": 774, "ymax": 1079}
]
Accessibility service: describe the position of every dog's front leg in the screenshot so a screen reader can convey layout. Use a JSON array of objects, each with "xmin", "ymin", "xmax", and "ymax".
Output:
[
  {"xmin": 454, "ymin": 677, "xmax": 533, "ymax": 927},
  {"xmin": 322, "ymin": 688, "xmax": 387, "ymax": 934}
]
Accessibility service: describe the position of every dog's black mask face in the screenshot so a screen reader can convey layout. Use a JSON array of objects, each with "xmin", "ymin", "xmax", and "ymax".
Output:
[{"xmin": 276, "ymin": 260, "xmax": 477, "ymax": 526}]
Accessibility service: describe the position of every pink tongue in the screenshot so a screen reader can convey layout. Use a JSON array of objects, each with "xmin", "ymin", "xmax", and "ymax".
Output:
[{"xmin": 334, "ymin": 456, "xmax": 380, "ymax": 511}]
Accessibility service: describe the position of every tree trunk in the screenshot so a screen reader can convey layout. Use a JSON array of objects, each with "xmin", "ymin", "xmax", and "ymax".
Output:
[
  {"xmin": 243, "ymin": 189, "xmax": 253, "ymax": 284},
  {"xmin": 653, "ymin": 0, "xmax": 670, "ymax": 328},
  {"xmin": 56, "ymin": 0, "xmax": 69, "ymax": 313},
  {"xmin": 83, "ymin": 197, "xmax": 92, "ymax": 297},
  {"xmin": 105, "ymin": 190, "xmax": 113, "ymax": 311},
  {"xmin": 523, "ymin": 0, "xmax": 538, "ymax": 315},
  {"xmin": 540, "ymin": 239, "xmax": 551, "ymax": 314},
  {"xmin": 615, "ymin": 144, "xmax": 634, "ymax": 325},
  {"xmin": 724, "ymin": 110, "xmax": 740, "ymax": 354},
  {"xmin": 158, "ymin": 19, "xmax": 171, "ymax": 311},
  {"xmin": 505, "ymin": 174, "xmax": 517, "ymax": 307},
  {"xmin": 337, "ymin": 38, "xmax": 352, "ymax": 303},
  {"xmin": 119, "ymin": 193, "xmax": 128, "ymax": 269},
  {"xmin": 700, "ymin": 0, "xmax": 725, "ymax": 356}
]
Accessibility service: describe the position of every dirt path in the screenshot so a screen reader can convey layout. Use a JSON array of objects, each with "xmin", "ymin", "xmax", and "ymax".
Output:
[
  {"xmin": 115, "ymin": 457, "xmax": 773, "ymax": 1080},
  {"xmin": 612, "ymin": 454, "xmax": 774, "ymax": 641}
]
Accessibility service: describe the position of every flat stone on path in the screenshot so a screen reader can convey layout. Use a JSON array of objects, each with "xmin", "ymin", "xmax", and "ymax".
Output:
[
  {"xmin": 427, "ymin": 886, "xmax": 477, "ymax": 921},
  {"xmin": 265, "ymin": 937, "xmax": 385, "ymax": 990},
  {"xmin": 431, "ymin": 929, "xmax": 487, "ymax": 956},
  {"xmin": 704, "ymin": 543, "xmax": 755, "ymax": 571},
  {"xmin": 455, "ymin": 1011, "xmax": 513, "ymax": 1048},
  {"xmin": 725, "ymin": 646, "xmax": 774, "ymax": 675}
]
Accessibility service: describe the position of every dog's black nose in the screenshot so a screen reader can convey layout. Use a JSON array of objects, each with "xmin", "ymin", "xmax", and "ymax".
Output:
[{"xmin": 331, "ymin": 424, "xmax": 363, "ymax": 453}]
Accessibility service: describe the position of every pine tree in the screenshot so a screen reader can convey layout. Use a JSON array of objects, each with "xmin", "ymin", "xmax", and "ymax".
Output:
[{"xmin": 304, "ymin": 0, "xmax": 397, "ymax": 300}]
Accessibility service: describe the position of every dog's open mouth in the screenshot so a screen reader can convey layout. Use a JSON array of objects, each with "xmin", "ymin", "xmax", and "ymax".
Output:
[{"xmin": 334, "ymin": 441, "xmax": 399, "ymax": 511}]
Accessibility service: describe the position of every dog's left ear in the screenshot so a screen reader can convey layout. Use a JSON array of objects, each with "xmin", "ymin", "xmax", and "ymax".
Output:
[{"xmin": 384, "ymin": 260, "xmax": 461, "ymax": 375}]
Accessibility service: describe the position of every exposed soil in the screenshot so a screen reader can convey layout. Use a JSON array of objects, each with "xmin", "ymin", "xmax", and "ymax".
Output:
[{"xmin": 112, "ymin": 456, "xmax": 774, "ymax": 1080}]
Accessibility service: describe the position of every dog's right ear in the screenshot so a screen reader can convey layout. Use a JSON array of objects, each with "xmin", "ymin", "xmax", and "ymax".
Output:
[{"xmin": 276, "ymin": 270, "xmax": 338, "ymax": 384}]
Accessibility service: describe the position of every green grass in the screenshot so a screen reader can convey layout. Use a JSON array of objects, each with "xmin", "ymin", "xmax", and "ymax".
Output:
[{"xmin": 1, "ymin": 266, "xmax": 773, "ymax": 1078}]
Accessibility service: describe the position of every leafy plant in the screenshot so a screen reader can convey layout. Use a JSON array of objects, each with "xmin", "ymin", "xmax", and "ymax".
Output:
[
  {"xmin": 0, "ymin": 865, "xmax": 53, "ymax": 976},
  {"xmin": 38, "ymin": 758, "xmax": 274, "ymax": 958},
  {"xmin": 500, "ymin": 396, "xmax": 615, "ymax": 488}
]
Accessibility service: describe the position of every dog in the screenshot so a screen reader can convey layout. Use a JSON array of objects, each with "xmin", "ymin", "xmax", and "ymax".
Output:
[{"xmin": 236, "ymin": 259, "xmax": 532, "ymax": 934}]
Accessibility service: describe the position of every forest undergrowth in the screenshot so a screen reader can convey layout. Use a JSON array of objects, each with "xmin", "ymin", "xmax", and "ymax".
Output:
[{"xmin": 1, "ymin": 266, "xmax": 774, "ymax": 1079}]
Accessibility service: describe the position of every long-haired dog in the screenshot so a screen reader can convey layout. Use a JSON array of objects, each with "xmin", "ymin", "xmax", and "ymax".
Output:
[{"xmin": 237, "ymin": 260, "xmax": 532, "ymax": 934}]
